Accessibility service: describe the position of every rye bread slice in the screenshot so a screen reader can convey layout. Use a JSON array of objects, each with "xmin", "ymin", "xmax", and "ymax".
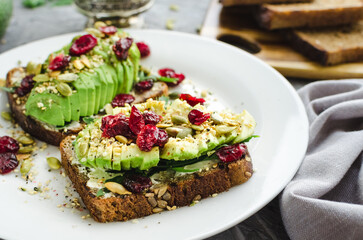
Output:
[
  {"xmin": 220, "ymin": 0, "xmax": 312, "ymax": 6},
  {"xmin": 288, "ymin": 21, "xmax": 363, "ymax": 65},
  {"xmin": 256, "ymin": 0, "xmax": 363, "ymax": 30},
  {"xmin": 6, "ymin": 67, "xmax": 168, "ymax": 146},
  {"xmin": 60, "ymin": 136, "xmax": 253, "ymax": 222}
]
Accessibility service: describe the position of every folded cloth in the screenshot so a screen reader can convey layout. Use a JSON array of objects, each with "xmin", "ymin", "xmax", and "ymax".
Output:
[{"xmin": 281, "ymin": 80, "xmax": 363, "ymax": 240}]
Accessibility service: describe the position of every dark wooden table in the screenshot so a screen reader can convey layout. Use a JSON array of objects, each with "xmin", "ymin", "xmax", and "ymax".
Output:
[{"xmin": 0, "ymin": 1, "xmax": 299, "ymax": 239}]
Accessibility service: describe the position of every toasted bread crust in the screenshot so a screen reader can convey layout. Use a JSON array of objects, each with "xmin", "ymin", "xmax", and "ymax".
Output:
[
  {"xmin": 60, "ymin": 136, "xmax": 253, "ymax": 222},
  {"xmin": 6, "ymin": 67, "xmax": 168, "ymax": 146},
  {"xmin": 221, "ymin": 0, "xmax": 312, "ymax": 6},
  {"xmin": 256, "ymin": 1, "xmax": 363, "ymax": 30}
]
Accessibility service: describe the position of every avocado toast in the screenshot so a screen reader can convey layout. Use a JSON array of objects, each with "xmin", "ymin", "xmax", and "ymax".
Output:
[
  {"xmin": 5, "ymin": 24, "xmax": 167, "ymax": 146},
  {"xmin": 60, "ymin": 98, "xmax": 256, "ymax": 222}
]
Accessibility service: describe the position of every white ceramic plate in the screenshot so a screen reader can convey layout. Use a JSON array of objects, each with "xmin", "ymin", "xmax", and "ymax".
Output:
[{"xmin": 0, "ymin": 30, "xmax": 308, "ymax": 240}]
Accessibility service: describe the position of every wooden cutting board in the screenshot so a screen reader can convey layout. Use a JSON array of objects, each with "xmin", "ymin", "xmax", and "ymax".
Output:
[{"xmin": 200, "ymin": 0, "xmax": 363, "ymax": 80}]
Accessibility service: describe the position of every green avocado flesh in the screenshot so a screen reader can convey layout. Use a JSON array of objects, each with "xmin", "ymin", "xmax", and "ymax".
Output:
[
  {"xmin": 24, "ymin": 31, "xmax": 141, "ymax": 127},
  {"xmin": 74, "ymin": 100, "xmax": 256, "ymax": 171}
]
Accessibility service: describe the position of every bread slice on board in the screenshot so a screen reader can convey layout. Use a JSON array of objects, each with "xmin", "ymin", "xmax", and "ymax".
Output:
[
  {"xmin": 256, "ymin": 0, "xmax": 363, "ymax": 30},
  {"xmin": 287, "ymin": 21, "xmax": 363, "ymax": 65},
  {"xmin": 220, "ymin": 0, "xmax": 312, "ymax": 6},
  {"xmin": 60, "ymin": 136, "xmax": 253, "ymax": 222},
  {"xmin": 6, "ymin": 67, "xmax": 168, "ymax": 146}
]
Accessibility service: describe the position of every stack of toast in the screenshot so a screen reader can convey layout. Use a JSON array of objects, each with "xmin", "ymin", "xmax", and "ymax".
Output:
[{"xmin": 220, "ymin": 0, "xmax": 363, "ymax": 65}]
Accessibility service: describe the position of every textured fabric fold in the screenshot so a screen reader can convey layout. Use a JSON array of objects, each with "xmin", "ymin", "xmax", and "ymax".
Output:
[{"xmin": 281, "ymin": 80, "xmax": 363, "ymax": 240}]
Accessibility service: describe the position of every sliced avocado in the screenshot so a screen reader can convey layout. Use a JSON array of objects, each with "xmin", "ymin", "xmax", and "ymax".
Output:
[
  {"xmin": 115, "ymin": 62, "xmax": 124, "ymax": 94},
  {"xmin": 25, "ymin": 91, "xmax": 65, "ymax": 126},
  {"xmin": 72, "ymin": 75, "xmax": 88, "ymax": 117},
  {"xmin": 94, "ymin": 66, "xmax": 109, "ymax": 109},
  {"xmin": 69, "ymin": 89, "xmax": 81, "ymax": 121},
  {"xmin": 96, "ymin": 64, "xmax": 114, "ymax": 106},
  {"xmin": 103, "ymin": 143, "xmax": 113, "ymax": 169},
  {"xmin": 103, "ymin": 63, "xmax": 118, "ymax": 98},
  {"xmin": 120, "ymin": 144, "xmax": 143, "ymax": 170},
  {"xmin": 95, "ymin": 144, "xmax": 105, "ymax": 168},
  {"xmin": 232, "ymin": 110, "xmax": 256, "ymax": 144},
  {"xmin": 112, "ymin": 144, "xmax": 122, "ymax": 171},
  {"xmin": 89, "ymin": 71, "xmax": 102, "ymax": 113},
  {"xmin": 87, "ymin": 140, "xmax": 99, "ymax": 168},
  {"xmin": 140, "ymin": 147, "xmax": 160, "ymax": 170},
  {"xmin": 121, "ymin": 59, "xmax": 133, "ymax": 93},
  {"xmin": 79, "ymin": 72, "xmax": 96, "ymax": 116},
  {"xmin": 129, "ymin": 43, "xmax": 140, "ymax": 81}
]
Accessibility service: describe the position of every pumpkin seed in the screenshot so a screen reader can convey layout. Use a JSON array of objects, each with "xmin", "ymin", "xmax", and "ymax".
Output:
[
  {"xmin": 56, "ymin": 82, "xmax": 72, "ymax": 97},
  {"xmin": 94, "ymin": 21, "xmax": 107, "ymax": 28},
  {"xmin": 33, "ymin": 74, "xmax": 50, "ymax": 82},
  {"xmin": 85, "ymin": 28, "xmax": 104, "ymax": 38},
  {"xmin": 16, "ymin": 154, "xmax": 31, "ymax": 161},
  {"xmin": 115, "ymin": 135, "xmax": 128, "ymax": 144},
  {"xmin": 105, "ymin": 182, "xmax": 131, "ymax": 195},
  {"xmin": 156, "ymin": 123, "xmax": 173, "ymax": 128},
  {"xmin": 168, "ymin": 92, "xmax": 180, "ymax": 99},
  {"xmin": 26, "ymin": 61, "xmax": 42, "ymax": 75},
  {"xmin": 57, "ymin": 73, "xmax": 78, "ymax": 82},
  {"xmin": 215, "ymin": 125, "xmax": 236, "ymax": 135},
  {"xmin": 176, "ymin": 127, "xmax": 192, "ymax": 139},
  {"xmin": 78, "ymin": 142, "xmax": 89, "ymax": 156},
  {"xmin": 211, "ymin": 113, "xmax": 224, "ymax": 125},
  {"xmin": 1, "ymin": 111, "xmax": 12, "ymax": 121},
  {"xmin": 19, "ymin": 146, "xmax": 34, "ymax": 154},
  {"xmin": 171, "ymin": 115, "xmax": 188, "ymax": 125},
  {"xmin": 165, "ymin": 127, "xmax": 182, "ymax": 137},
  {"xmin": 72, "ymin": 60, "xmax": 84, "ymax": 70},
  {"xmin": 20, "ymin": 160, "xmax": 32, "ymax": 175},
  {"xmin": 191, "ymin": 125, "xmax": 204, "ymax": 131},
  {"xmin": 17, "ymin": 135, "xmax": 34, "ymax": 145},
  {"xmin": 104, "ymin": 103, "xmax": 113, "ymax": 115},
  {"xmin": 80, "ymin": 55, "xmax": 91, "ymax": 68},
  {"xmin": 49, "ymin": 70, "xmax": 61, "ymax": 78},
  {"xmin": 46, "ymin": 157, "xmax": 62, "ymax": 170}
]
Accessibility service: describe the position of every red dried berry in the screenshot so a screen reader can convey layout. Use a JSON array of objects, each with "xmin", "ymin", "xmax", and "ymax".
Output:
[
  {"xmin": 122, "ymin": 174, "xmax": 152, "ymax": 193},
  {"xmin": 0, "ymin": 152, "xmax": 18, "ymax": 174},
  {"xmin": 111, "ymin": 94, "xmax": 135, "ymax": 108},
  {"xmin": 99, "ymin": 26, "xmax": 117, "ymax": 35},
  {"xmin": 0, "ymin": 136, "xmax": 19, "ymax": 153},
  {"xmin": 113, "ymin": 37, "xmax": 133, "ymax": 60},
  {"xmin": 156, "ymin": 129, "xmax": 169, "ymax": 147},
  {"xmin": 101, "ymin": 114, "xmax": 135, "ymax": 139},
  {"xmin": 136, "ymin": 42, "xmax": 150, "ymax": 58},
  {"xmin": 158, "ymin": 68, "xmax": 185, "ymax": 86},
  {"xmin": 143, "ymin": 111, "xmax": 161, "ymax": 125},
  {"xmin": 179, "ymin": 94, "xmax": 205, "ymax": 107},
  {"xmin": 48, "ymin": 54, "xmax": 71, "ymax": 71},
  {"xmin": 188, "ymin": 109, "xmax": 210, "ymax": 125},
  {"xmin": 216, "ymin": 143, "xmax": 247, "ymax": 163},
  {"xmin": 135, "ymin": 80, "xmax": 153, "ymax": 92},
  {"xmin": 69, "ymin": 34, "xmax": 98, "ymax": 56},
  {"xmin": 136, "ymin": 125, "xmax": 159, "ymax": 152},
  {"xmin": 129, "ymin": 106, "xmax": 145, "ymax": 135},
  {"xmin": 16, "ymin": 75, "xmax": 34, "ymax": 97}
]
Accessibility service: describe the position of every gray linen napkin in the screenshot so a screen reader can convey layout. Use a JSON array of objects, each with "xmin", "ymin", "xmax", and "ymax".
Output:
[{"xmin": 281, "ymin": 80, "xmax": 363, "ymax": 240}]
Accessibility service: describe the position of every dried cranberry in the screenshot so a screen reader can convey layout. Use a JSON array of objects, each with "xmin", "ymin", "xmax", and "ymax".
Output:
[
  {"xmin": 179, "ymin": 94, "xmax": 205, "ymax": 107},
  {"xmin": 216, "ymin": 143, "xmax": 247, "ymax": 163},
  {"xmin": 48, "ymin": 54, "xmax": 71, "ymax": 71},
  {"xmin": 143, "ymin": 111, "xmax": 161, "ymax": 125},
  {"xmin": 188, "ymin": 109, "xmax": 210, "ymax": 125},
  {"xmin": 69, "ymin": 34, "xmax": 98, "ymax": 56},
  {"xmin": 113, "ymin": 37, "xmax": 133, "ymax": 60},
  {"xmin": 129, "ymin": 106, "xmax": 145, "ymax": 135},
  {"xmin": 111, "ymin": 94, "xmax": 135, "ymax": 108},
  {"xmin": 136, "ymin": 125, "xmax": 159, "ymax": 152},
  {"xmin": 156, "ymin": 129, "xmax": 168, "ymax": 147},
  {"xmin": 0, "ymin": 136, "xmax": 19, "ymax": 153},
  {"xmin": 0, "ymin": 152, "xmax": 18, "ymax": 174},
  {"xmin": 101, "ymin": 114, "xmax": 135, "ymax": 139},
  {"xmin": 122, "ymin": 174, "xmax": 152, "ymax": 193},
  {"xmin": 99, "ymin": 26, "xmax": 117, "ymax": 35},
  {"xmin": 15, "ymin": 75, "xmax": 34, "ymax": 97},
  {"xmin": 136, "ymin": 42, "xmax": 150, "ymax": 58},
  {"xmin": 135, "ymin": 80, "xmax": 153, "ymax": 92},
  {"xmin": 158, "ymin": 68, "xmax": 185, "ymax": 86}
]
